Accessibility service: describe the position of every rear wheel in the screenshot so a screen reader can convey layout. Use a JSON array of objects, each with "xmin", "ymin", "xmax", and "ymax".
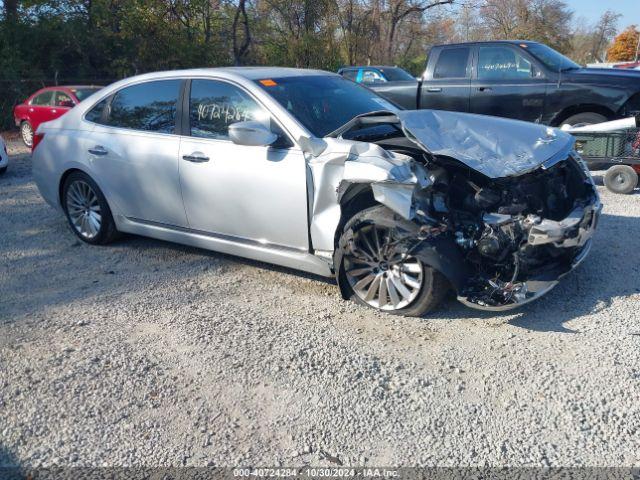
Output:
[
  {"xmin": 560, "ymin": 112, "xmax": 607, "ymax": 128},
  {"xmin": 62, "ymin": 172, "xmax": 120, "ymax": 244},
  {"xmin": 20, "ymin": 121, "xmax": 33, "ymax": 148},
  {"xmin": 604, "ymin": 165, "xmax": 638, "ymax": 194},
  {"xmin": 338, "ymin": 206, "xmax": 449, "ymax": 316}
]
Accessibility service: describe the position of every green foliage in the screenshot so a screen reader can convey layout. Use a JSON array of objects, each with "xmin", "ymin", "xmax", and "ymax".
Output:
[{"xmin": 0, "ymin": 0, "xmax": 629, "ymax": 130}]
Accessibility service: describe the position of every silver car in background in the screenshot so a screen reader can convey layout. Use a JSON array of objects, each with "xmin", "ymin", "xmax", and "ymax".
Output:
[{"xmin": 32, "ymin": 67, "xmax": 600, "ymax": 315}]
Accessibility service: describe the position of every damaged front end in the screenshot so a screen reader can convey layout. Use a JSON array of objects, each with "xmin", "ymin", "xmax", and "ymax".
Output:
[{"xmin": 312, "ymin": 110, "xmax": 601, "ymax": 311}]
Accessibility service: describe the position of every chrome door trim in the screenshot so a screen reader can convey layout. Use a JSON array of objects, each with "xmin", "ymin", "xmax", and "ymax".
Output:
[{"xmin": 126, "ymin": 216, "xmax": 308, "ymax": 253}]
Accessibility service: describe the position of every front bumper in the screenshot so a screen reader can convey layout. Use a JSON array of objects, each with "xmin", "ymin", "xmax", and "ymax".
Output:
[{"xmin": 458, "ymin": 198, "xmax": 602, "ymax": 312}]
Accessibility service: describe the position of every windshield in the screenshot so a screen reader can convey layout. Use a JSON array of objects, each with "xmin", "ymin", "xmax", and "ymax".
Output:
[
  {"xmin": 255, "ymin": 75, "xmax": 398, "ymax": 137},
  {"xmin": 378, "ymin": 67, "xmax": 415, "ymax": 81},
  {"xmin": 523, "ymin": 43, "xmax": 581, "ymax": 71},
  {"xmin": 72, "ymin": 87, "xmax": 102, "ymax": 101}
]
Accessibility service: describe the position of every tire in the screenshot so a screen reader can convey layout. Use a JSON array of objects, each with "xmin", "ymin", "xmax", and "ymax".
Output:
[
  {"xmin": 62, "ymin": 171, "xmax": 120, "ymax": 244},
  {"xmin": 0, "ymin": 167, "xmax": 6, "ymax": 175},
  {"xmin": 337, "ymin": 205, "xmax": 449, "ymax": 317},
  {"xmin": 604, "ymin": 165, "xmax": 638, "ymax": 194},
  {"xmin": 560, "ymin": 112, "xmax": 608, "ymax": 128},
  {"xmin": 20, "ymin": 121, "xmax": 34, "ymax": 148}
]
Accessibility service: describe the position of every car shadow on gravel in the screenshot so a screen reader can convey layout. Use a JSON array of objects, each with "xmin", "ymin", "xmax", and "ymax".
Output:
[
  {"xmin": 0, "ymin": 445, "xmax": 23, "ymax": 479},
  {"xmin": 423, "ymin": 211, "xmax": 640, "ymax": 333}
]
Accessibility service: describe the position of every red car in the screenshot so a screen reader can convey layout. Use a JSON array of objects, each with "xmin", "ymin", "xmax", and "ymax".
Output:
[{"xmin": 13, "ymin": 85, "xmax": 102, "ymax": 147}]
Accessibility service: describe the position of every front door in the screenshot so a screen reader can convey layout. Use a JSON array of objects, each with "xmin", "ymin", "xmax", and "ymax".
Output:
[
  {"xmin": 51, "ymin": 90, "xmax": 75, "ymax": 121},
  {"xmin": 178, "ymin": 78, "xmax": 309, "ymax": 250},
  {"xmin": 470, "ymin": 44, "xmax": 547, "ymax": 123}
]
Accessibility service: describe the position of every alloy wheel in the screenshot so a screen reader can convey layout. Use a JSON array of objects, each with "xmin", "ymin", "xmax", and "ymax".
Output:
[
  {"xmin": 344, "ymin": 224, "xmax": 423, "ymax": 311},
  {"xmin": 21, "ymin": 123, "xmax": 33, "ymax": 147},
  {"xmin": 66, "ymin": 180, "xmax": 102, "ymax": 239}
]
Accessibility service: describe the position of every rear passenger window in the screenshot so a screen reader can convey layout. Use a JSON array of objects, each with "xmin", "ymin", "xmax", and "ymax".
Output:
[
  {"xmin": 341, "ymin": 70, "xmax": 358, "ymax": 81},
  {"xmin": 31, "ymin": 91, "xmax": 53, "ymax": 106},
  {"xmin": 85, "ymin": 98, "xmax": 109, "ymax": 124},
  {"xmin": 433, "ymin": 48, "xmax": 471, "ymax": 79},
  {"xmin": 105, "ymin": 80, "xmax": 180, "ymax": 133}
]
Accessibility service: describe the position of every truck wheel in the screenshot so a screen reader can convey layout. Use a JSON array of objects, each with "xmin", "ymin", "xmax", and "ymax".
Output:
[
  {"xmin": 560, "ymin": 112, "xmax": 607, "ymax": 128},
  {"xmin": 337, "ymin": 205, "xmax": 449, "ymax": 316},
  {"xmin": 604, "ymin": 165, "xmax": 638, "ymax": 194}
]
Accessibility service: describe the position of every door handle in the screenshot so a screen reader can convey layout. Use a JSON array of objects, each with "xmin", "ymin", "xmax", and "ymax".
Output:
[
  {"xmin": 426, "ymin": 87, "xmax": 442, "ymax": 93},
  {"xmin": 182, "ymin": 153, "xmax": 210, "ymax": 163},
  {"xmin": 88, "ymin": 146, "xmax": 108, "ymax": 156},
  {"xmin": 478, "ymin": 87, "xmax": 492, "ymax": 92},
  {"xmin": 52, "ymin": 109, "xmax": 57, "ymax": 114}
]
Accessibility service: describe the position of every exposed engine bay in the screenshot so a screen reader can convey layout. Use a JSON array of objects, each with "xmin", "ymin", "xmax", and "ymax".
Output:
[{"xmin": 323, "ymin": 110, "xmax": 601, "ymax": 310}]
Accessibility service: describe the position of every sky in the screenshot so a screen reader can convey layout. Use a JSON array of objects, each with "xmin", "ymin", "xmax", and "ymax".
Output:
[{"xmin": 564, "ymin": 0, "xmax": 640, "ymax": 28}]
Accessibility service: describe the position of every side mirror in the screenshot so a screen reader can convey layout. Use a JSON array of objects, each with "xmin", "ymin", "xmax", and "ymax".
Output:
[
  {"xmin": 229, "ymin": 121, "xmax": 277, "ymax": 147},
  {"xmin": 59, "ymin": 100, "xmax": 75, "ymax": 108}
]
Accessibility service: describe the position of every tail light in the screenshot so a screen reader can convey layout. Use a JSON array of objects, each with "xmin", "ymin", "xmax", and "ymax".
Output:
[{"xmin": 32, "ymin": 133, "xmax": 45, "ymax": 151}]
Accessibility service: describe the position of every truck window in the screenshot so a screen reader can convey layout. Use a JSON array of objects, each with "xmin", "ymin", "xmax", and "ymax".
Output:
[
  {"xmin": 433, "ymin": 48, "xmax": 470, "ymax": 79},
  {"xmin": 362, "ymin": 69, "xmax": 385, "ymax": 84},
  {"xmin": 478, "ymin": 46, "xmax": 534, "ymax": 80}
]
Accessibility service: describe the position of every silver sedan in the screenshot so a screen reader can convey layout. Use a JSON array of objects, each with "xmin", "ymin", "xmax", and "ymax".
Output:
[{"xmin": 32, "ymin": 68, "xmax": 600, "ymax": 315}]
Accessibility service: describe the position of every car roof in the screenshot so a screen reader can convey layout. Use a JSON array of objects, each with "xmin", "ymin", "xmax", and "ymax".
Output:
[
  {"xmin": 432, "ymin": 40, "xmax": 540, "ymax": 48},
  {"xmin": 96, "ymin": 67, "xmax": 340, "ymax": 94},
  {"xmin": 201, "ymin": 67, "xmax": 332, "ymax": 80},
  {"xmin": 339, "ymin": 65, "xmax": 401, "ymax": 70}
]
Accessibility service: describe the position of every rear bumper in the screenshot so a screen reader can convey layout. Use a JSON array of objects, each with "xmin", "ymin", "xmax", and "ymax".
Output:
[{"xmin": 458, "ymin": 199, "xmax": 602, "ymax": 312}]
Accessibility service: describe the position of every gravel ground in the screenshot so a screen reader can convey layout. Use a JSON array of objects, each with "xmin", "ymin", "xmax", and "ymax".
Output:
[{"xmin": 1, "ymin": 136, "xmax": 639, "ymax": 468}]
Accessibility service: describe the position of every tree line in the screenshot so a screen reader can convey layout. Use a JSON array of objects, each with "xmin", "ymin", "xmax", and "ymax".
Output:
[{"xmin": 0, "ymin": 0, "xmax": 635, "ymax": 130}]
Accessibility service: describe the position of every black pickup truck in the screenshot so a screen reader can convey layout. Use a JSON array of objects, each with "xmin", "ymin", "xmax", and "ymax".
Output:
[{"xmin": 342, "ymin": 41, "xmax": 640, "ymax": 127}]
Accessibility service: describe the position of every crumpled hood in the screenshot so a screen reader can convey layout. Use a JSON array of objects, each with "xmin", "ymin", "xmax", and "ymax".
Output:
[{"xmin": 397, "ymin": 110, "xmax": 575, "ymax": 179}]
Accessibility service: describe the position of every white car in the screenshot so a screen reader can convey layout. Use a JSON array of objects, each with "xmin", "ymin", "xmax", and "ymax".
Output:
[
  {"xmin": 0, "ymin": 135, "xmax": 8, "ymax": 174},
  {"xmin": 31, "ymin": 68, "xmax": 600, "ymax": 315}
]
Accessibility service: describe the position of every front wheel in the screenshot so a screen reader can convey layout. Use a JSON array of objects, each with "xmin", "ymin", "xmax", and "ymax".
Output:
[
  {"xmin": 20, "ymin": 121, "xmax": 34, "ymax": 148},
  {"xmin": 338, "ymin": 205, "xmax": 449, "ymax": 316},
  {"xmin": 0, "ymin": 167, "xmax": 6, "ymax": 175},
  {"xmin": 62, "ymin": 171, "xmax": 120, "ymax": 244},
  {"xmin": 560, "ymin": 112, "xmax": 607, "ymax": 128}
]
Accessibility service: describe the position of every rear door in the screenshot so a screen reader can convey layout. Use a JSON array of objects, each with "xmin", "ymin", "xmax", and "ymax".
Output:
[
  {"xmin": 420, "ymin": 46, "xmax": 472, "ymax": 112},
  {"xmin": 470, "ymin": 44, "xmax": 547, "ymax": 122},
  {"xmin": 85, "ymin": 79, "xmax": 187, "ymax": 227}
]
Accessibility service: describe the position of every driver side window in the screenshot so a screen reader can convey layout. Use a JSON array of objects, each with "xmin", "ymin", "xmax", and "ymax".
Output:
[
  {"xmin": 478, "ymin": 46, "xmax": 537, "ymax": 80},
  {"xmin": 54, "ymin": 91, "xmax": 74, "ymax": 107},
  {"xmin": 190, "ymin": 80, "xmax": 270, "ymax": 140}
]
